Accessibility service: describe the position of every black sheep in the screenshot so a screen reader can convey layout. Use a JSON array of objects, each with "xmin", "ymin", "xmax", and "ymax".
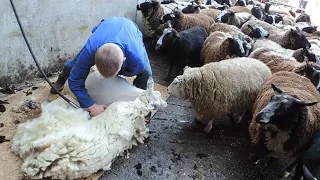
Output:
[
  {"xmin": 264, "ymin": 14, "xmax": 283, "ymax": 25},
  {"xmin": 155, "ymin": 26, "xmax": 208, "ymax": 81},
  {"xmin": 282, "ymin": 129, "xmax": 320, "ymax": 180},
  {"xmin": 235, "ymin": 0, "xmax": 247, "ymax": 6},
  {"xmin": 251, "ymin": 5, "xmax": 265, "ymax": 20}
]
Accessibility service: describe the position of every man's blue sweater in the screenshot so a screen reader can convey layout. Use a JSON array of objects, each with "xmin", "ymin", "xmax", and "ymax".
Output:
[{"xmin": 68, "ymin": 17, "xmax": 147, "ymax": 108}]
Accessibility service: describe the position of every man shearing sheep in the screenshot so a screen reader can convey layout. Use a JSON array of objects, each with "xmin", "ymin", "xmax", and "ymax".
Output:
[{"xmin": 50, "ymin": 17, "xmax": 152, "ymax": 117}]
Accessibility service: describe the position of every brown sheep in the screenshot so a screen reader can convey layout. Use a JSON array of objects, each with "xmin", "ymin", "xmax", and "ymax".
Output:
[
  {"xmin": 160, "ymin": 10, "xmax": 215, "ymax": 34},
  {"xmin": 241, "ymin": 19, "xmax": 311, "ymax": 50},
  {"xmin": 137, "ymin": 1, "xmax": 176, "ymax": 39},
  {"xmin": 181, "ymin": 6, "xmax": 222, "ymax": 23},
  {"xmin": 264, "ymin": 2, "xmax": 293, "ymax": 18},
  {"xmin": 229, "ymin": 6, "xmax": 252, "ymax": 13},
  {"xmin": 200, "ymin": 9, "xmax": 223, "ymax": 22},
  {"xmin": 248, "ymin": 47, "xmax": 301, "ymax": 73},
  {"xmin": 200, "ymin": 31, "xmax": 249, "ymax": 64},
  {"xmin": 292, "ymin": 47, "xmax": 319, "ymax": 63},
  {"xmin": 249, "ymin": 71, "xmax": 320, "ymax": 159},
  {"xmin": 209, "ymin": 23, "xmax": 253, "ymax": 43}
]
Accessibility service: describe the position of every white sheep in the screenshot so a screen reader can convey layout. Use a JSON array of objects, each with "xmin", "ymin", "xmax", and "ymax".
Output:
[
  {"xmin": 11, "ymin": 75, "xmax": 167, "ymax": 180},
  {"xmin": 167, "ymin": 57, "xmax": 272, "ymax": 133}
]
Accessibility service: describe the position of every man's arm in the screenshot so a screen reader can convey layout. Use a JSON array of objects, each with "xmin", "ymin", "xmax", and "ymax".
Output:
[{"xmin": 68, "ymin": 46, "xmax": 95, "ymax": 109}]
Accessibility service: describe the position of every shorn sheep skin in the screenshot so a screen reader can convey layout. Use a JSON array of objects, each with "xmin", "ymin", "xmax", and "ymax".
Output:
[
  {"xmin": 167, "ymin": 57, "xmax": 272, "ymax": 133},
  {"xmin": 11, "ymin": 77, "xmax": 167, "ymax": 180}
]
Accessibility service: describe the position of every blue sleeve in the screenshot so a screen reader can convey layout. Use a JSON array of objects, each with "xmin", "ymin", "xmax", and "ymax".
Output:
[
  {"xmin": 123, "ymin": 44, "xmax": 146, "ymax": 76},
  {"xmin": 68, "ymin": 46, "xmax": 95, "ymax": 108}
]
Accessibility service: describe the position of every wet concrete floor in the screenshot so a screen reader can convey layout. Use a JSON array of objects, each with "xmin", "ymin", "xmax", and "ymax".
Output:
[{"xmin": 99, "ymin": 42, "xmax": 293, "ymax": 180}]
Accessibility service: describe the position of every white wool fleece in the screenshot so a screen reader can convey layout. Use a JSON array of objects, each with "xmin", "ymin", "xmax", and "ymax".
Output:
[{"xmin": 11, "ymin": 84, "xmax": 167, "ymax": 179}]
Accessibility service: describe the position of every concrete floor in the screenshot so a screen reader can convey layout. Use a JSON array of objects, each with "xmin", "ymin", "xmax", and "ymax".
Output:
[
  {"xmin": 0, "ymin": 41, "xmax": 294, "ymax": 180},
  {"xmin": 99, "ymin": 42, "xmax": 293, "ymax": 180}
]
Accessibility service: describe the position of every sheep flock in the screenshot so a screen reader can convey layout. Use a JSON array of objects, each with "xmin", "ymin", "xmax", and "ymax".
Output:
[
  {"xmin": 10, "ymin": 0, "xmax": 320, "ymax": 179},
  {"xmin": 139, "ymin": 0, "xmax": 320, "ymax": 179}
]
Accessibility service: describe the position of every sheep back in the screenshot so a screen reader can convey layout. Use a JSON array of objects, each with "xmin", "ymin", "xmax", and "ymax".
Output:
[
  {"xmin": 200, "ymin": 9, "xmax": 222, "ymax": 22},
  {"xmin": 200, "ymin": 31, "xmax": 233, "ymax": 64},
  {"xmin": 229, "ymin": 6, "xmax": 252, "ymax": 13},
  {"xmin": 249, "ymin": 47, "xmax": 300, "ymax": 73},
  {"xmin": 209, "ymin": 23, "xmax": 254, "ymax": 43},
  {"xmin": 177, "ymin": 27, "xmax": 209, "ymax": 66},
  {"xmin": 173, "ymin": 11, "xmax": 215, "ymax": 34},
  {"xmin": 241, "ymin": 19, "xmax": 283, "ymax": 36},
  {"xmin": 249, "ymin": 71, "xmax": 320, "ymax": 156},
  {"xmin": 181, "ymin": 57, "xmax": 271, "ymax": 119}
]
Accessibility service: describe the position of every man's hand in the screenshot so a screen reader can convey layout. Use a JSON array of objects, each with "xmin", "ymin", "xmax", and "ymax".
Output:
[{"xmin": 87, "ymin": 104, "xmax": 108, "ymax": 117}]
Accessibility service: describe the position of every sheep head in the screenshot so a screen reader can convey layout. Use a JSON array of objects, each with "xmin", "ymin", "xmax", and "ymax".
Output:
[
  {"xmin": 255, "ymin": 83, "xmax": 318, "ymax": 131},
  {"xmin": 302, "ymin": 26, "xmax": 318, "ymax": 34},
  {"xmin": 160, "ymin": 12, "xmax": 178, "ymax": 25},
  {"xmin": 286, "ymin": 29, "xmax": 311, "ymax": 50},
  {"xmin": 251, "ymin": 5, "xmax": 265, "ymax": 20},
  {"xmin": 226, "ymin": 37, "xmax": 246, "ymax": 57},
  {"xmin": 181, "ymin": 4, "xmax": 201, "ymax": 14},
  {"xmin": 167, "ymin": 75, "xmax": 186, "ymax": 99},
  {"xmin": 248, "ymin": 25, "xmax": 269, "ymax": 39},
  {"xmin": 137, "ymin": 1, "xmax": 159, "ymax": 17},
  {"xmin": 303, "ymin": 47, "xmax": 319, "ymax": 63},
  {"xmin": 304, "ymin": 60, "xmax": 320, "ymax": 91},
  {"xmin": 235, "ymin": 0, "xmax": 246, "ymax": 7},
  {"xmin": 155, "ymin": 27, "xmax": 179, "ymax": 50},
  {"xmin": 264, "ymin": 14, "xmax": 283, "ymax": 25}
]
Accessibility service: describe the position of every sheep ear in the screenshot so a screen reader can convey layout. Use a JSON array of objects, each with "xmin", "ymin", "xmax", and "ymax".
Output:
[
  {"xmin": 248, "ymin": 24, "xmax": 254, "ymax": 30},
  {"xmin": 271, "ymin": 84, "xmax": 284, "ymax": 94},
  {"xmin": 226, "ymin": 37, "xmax": 234, "ymax": 42},
  {"xmin": 170, "ymin": 13, "xmax": 175, "ymax": 18},
  {"xmin": 303, "ymin": 165, "xmax": 316, "ymax": 180}
]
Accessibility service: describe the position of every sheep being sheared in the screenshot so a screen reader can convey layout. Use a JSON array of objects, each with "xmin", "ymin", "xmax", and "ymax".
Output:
[
  {"xmin": 11, "ymin": 76, "xmax": 167, "ymax": 180},
  {"xmin": 167, "ymin": 57, "xmax": 271, "ymax": 133}
]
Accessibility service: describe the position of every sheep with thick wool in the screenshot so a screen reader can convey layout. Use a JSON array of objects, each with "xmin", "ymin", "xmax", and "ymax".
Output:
[
  {"xmin": 249, "ymin": 47, "xmax": 300, "ymax": 73},
  {"xmin": 11, "ymin": 73, "xmax": 167, "ymax": 180},
  {"xmin": 249, "ymin": 71, "xmax": 320, "ymax": 159},
  {"xmin": 209, "ymin": 23, "xmax": 254, "ymax": 43},
  {"xmin": 160, "ymin": 9, "xmax": 215, "ymax": 34},
  {"xmin": 219, "ymin": 11, "xmax": 255, "ymax": 28},
  {"xmin": 137, "ymin": 1, "xmax": 187, "ymax": 40},
  {"xmin": 200, "ymin": 31, "xmax": 252, "ymax": 64},
  {"xmin": 241, "ymin": 19, "xmax": 311, "ymax": 50},
  {"xmin": 167, "ymin": 57, "xmax": 272, "ymax": 133}
]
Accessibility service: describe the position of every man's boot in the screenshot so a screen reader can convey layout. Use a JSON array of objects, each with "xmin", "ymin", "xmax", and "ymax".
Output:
[{"xmin": 50, "ymin": 67, "xmax": 70, "ymax": 94}]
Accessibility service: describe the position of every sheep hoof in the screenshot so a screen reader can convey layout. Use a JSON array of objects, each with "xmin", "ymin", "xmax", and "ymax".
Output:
[
  {"xmin": 204, "ymin": 126, "xmax": 212, "ymax": 134},
  {"xmin": 282, "ymin": 171, "xmax": 290, "ymax": 178},
  {"xmin": 195, "ymin": 115, "xmax": 203, "ymax": 123},
  {"xmin": 204, "ymin": 120, "xmax": 213, "ymax": 133},
  {"xmin": 254, "ymin": 159, "xmax": 260, "ymax": 165}
]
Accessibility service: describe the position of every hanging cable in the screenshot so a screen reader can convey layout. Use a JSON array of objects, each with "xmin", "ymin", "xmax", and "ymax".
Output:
[{"xmin": 9, "ymin": 0, "xmax": 80, "ymax": 109}]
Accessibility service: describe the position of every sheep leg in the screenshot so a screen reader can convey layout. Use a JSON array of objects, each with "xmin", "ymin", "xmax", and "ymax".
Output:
[
  {"xmin": 204, "ymin": 119, "xmax": 213, "ymax": 133},
  {"xmin": 166, "ymin": 58, "xmax": 175, "ymax": 82},
  {"xmin": 195, "ymin": 114, "xmax": 203, "ymax": 124},
  {"xmin": 282, "ymin": 156, "xmax": 301, "ymax": 178}
]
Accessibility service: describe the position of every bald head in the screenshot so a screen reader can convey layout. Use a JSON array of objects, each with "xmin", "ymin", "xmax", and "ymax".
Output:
[{"xmin": 95, "ymin": 43, "xmax": 125, "ymax": 78}]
